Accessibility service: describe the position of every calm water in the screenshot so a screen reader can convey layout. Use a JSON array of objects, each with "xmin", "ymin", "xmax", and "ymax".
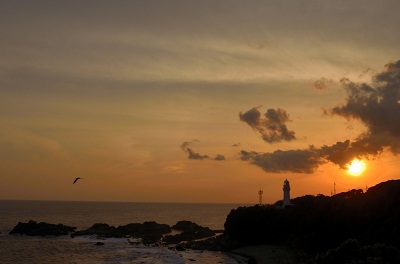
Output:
[{"xmin": 0, "ymin": 200, "xmax": 249, "ymax": 264}]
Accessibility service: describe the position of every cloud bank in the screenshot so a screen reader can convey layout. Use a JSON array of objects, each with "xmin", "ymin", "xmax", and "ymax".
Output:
[
  {"xmin": 329, "ymin": 61, "xmax": 400, "ymax": 154},
  {"xmin": 240, "ymin": 60, "xmax": 400, "ymax": 173},
  {"xmin": 240, "ymin": 147, "xmax": 322, "ymax": 174}
]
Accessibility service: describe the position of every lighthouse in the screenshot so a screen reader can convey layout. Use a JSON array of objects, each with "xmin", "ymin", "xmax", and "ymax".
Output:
[{"xmin": 282, "ymin": 179, "xmax": 292, "ymax": 208}]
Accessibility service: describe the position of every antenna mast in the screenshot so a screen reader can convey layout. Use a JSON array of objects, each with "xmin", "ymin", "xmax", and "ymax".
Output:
[{"xmin": 258, "ymin": 188, "xmax": 263, "ymax": 205}]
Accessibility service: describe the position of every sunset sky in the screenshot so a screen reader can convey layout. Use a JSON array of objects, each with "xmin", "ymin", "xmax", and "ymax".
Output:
[{"xmin": 1, "ymin": 0, "xmax": 400, "ymax": 203}]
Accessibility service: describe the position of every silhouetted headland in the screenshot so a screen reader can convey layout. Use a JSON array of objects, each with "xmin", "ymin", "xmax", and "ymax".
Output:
[{"xmin": 223, "ymin": 179, "xmax": 400, "ymax": 263}]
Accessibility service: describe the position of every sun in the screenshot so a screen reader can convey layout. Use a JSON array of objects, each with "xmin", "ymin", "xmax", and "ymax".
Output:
[{"xmin": 346, "ymin": 159, "xmax": 366, "ymax": 176}]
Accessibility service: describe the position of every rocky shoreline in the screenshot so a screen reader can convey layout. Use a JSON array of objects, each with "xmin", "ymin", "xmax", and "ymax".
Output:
[
  {"xmin": 8, "ymin": 219, "xmax": 250, "ymax": 263},
  {"xmin": 9, "ymin": 219, "xmax": 230, "ymax": 250}
]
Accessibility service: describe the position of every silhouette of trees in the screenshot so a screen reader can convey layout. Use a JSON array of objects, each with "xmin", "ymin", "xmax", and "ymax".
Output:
[
  {"xmin": 224, "ymin": 180, "xmax": 400, "ymax": 256},
  {"xmin": 315, "ymin": 239, "xmax": 400, "ymax": 264}
]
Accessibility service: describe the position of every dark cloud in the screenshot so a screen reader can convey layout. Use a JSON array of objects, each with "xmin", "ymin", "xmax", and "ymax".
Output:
[
  {"xmin": 314, "ymin": 77, "xmax": 334, "ymax": 90},
  {"xmin": 358, "ymin": 67, "xmax": 374, "ymax": 78},
  {"xmin": 187, "ymin": 149, "xmax": 210, "ymax": 160},
  {"xmin": 239, "ymin": 138, "xmax": 382, "ymax": 173},
  {"xmin": 180, "ymin": 141, "xmax": 209, "ymax": 160},
  {"xmin": 240, "ymin": 147, "xmax": 322, "ymax": 174},
  {"xmin": 239, "ymin": 106, "xmax": 296, "ymax": 143},
  {"xmin": 328, "ymin": 60, "xmax": 400, "ymax": 155},
  {"xmin": 181, "ymin": 141, "xmax": 225, "ymax": 161},
  {"xmin": 214, "ymin": 154, "xmax": 226, "ymax": 161},
  {"xmin": 240, "ymin": 60, "xmax": 400, "ymax": 173},
  {"xmin": 318, "ymin": 140, "xmax": 353, "ymax": 169},
  {"xmin": 318, "ymin": 138, "xmax": 384, "ymax": 169},
  {"xmin": 181, "ymin": 141, "xmax": 191, "ymax": 150}
]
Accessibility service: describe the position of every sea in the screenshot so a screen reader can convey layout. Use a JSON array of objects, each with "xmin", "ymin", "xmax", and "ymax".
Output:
[{"xmin": 0, "ymin": 200, "xmax": 249, "ymax": 264}]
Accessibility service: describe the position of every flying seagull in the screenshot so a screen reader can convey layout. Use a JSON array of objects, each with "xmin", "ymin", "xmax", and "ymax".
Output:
[{"xmin": 73, "ymin": 177, "xmax": 82, "ymax": 184}]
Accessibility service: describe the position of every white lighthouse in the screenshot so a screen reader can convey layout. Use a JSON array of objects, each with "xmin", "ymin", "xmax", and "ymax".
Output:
[{"xmin": 282, "ymin": 179, "xmax": 292, "ymax": 208}]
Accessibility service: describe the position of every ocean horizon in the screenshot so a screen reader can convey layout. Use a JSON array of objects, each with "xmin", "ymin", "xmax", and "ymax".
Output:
[{"xmin": 0, "ymin": 200, "xmax": 252, "ymax": 230}]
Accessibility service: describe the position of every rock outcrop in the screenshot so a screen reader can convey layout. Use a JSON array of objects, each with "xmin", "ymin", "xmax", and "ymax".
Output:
[
  {"xmin": 9, "ymin": 219, "xmax": 216, "ymax": 246},
  {"xmin": 71, "ymin": 221, "xmax": 171, "ymax": 244},
  {"xmin": 9, "ymin": 220, "xmax": 76, "ymax": 236},
  {"xmin": 163, "ymin": 220, "xmax": 215, "ymax": 244}
]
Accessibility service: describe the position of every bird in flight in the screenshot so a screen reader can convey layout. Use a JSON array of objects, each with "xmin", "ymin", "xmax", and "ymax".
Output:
[{"xmin": 73, "ymin": 177, "xmax": 82, "ymax": 184}]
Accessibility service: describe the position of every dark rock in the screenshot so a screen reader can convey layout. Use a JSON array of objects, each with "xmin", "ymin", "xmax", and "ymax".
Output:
[
  {"xmin": 181, "ymin": 235, "xmax": 233, "ymax": 251},
  {"xmin": 195, "ymin": 227, "xmax": 215, "ymax": 238},
  {"xmin": 71, "ymin": 223, "xmax": 117, "ymax": 238},
  {"xmin": 172, "ymin": 221, "xmax": 203, "ymax": 232},
  {"xmin": 9, "ymin": 220, "xmax": 76, "ymax": 236},
  {"xmin": 176, "ymin": 244, "xmax": 186, "ymax": 251},
  {"xmin": 118, "ymin": 221, "xmax": 171, "ymax": 237},
  {"xmin": 163, "ymin": 221, "xmax": 215, "ymax": 244},
  {"xmin": 94, "ymin": 242, "xmax": 104, "ymax": 246},
  {"xmin": 71, "ymin": 221, "xmax": 171, "ymax": 244},
  {"xmin": 141, "ymin": 234, "xmax": 162, "ymax": 245}
]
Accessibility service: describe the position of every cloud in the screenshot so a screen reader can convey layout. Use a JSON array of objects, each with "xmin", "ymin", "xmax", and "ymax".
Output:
[
  {"xmin": 240, "ymin": 60, "xmax": 400, "ymax": 173},
  {"xmin": 239, "ymin": 106, "xmax": 296, "ymax": 143},
  {"xmin": 314, "ymin": 77, "xmax": 334, "ymax": 90},
  {"xmin": 214, "ymin": 154, "xmax": 226, "ymax": 161},
  {"xmin": 180, "ymin": 141, "xmax": 209, "ymax": 160},
  {"xmin": 328, "ymin": 60, "xmax": 400, "ymax": 155},
  {"xmin": 318, "ymin": 138, "xmax": 384, "ymax": 169},
  {"xmin": 181, "ymin": 141, "xmax": 225, "ymax": 161},
  {"xmin": 240, "ymin": 148, "xmax": 322, "ymax": 174},
  {"xmin": 239, "ymin": 138, "xmax": 382, "ymax": 173},
  {"xmin": 358, "ymin": 67, "xmax": 374, "ymax": 79}
]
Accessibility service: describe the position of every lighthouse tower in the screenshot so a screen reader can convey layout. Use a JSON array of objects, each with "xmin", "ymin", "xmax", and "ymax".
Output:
[{"xmin": 282, "ymin": 179, "xmax": 292, "ymax": 208}]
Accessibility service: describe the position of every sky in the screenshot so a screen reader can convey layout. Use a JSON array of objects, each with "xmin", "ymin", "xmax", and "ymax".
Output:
[{"xmin": 1, "ymin": 0, "xmax": 400, "ymax": 203}]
